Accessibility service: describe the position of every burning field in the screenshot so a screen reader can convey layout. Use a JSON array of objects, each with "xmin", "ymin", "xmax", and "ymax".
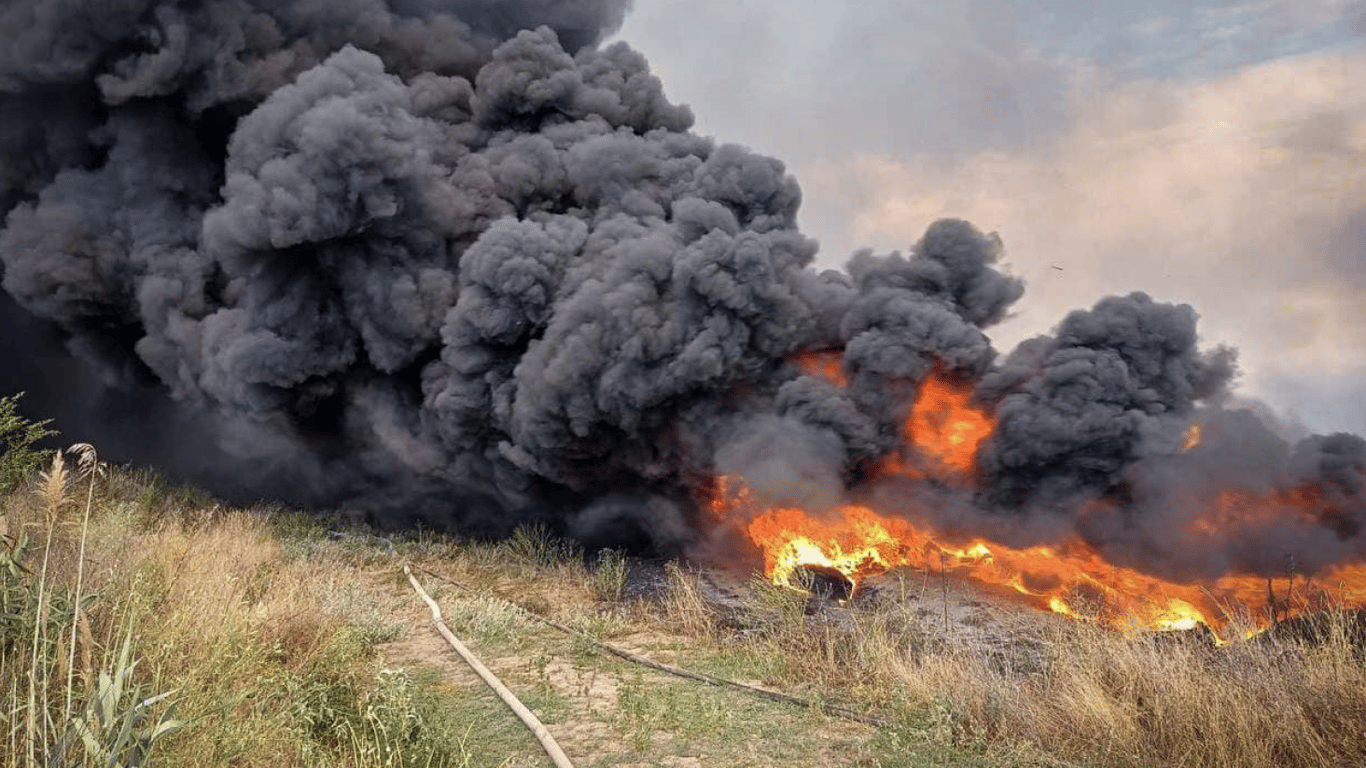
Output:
[
  {"xmin": 1, "ymin": 0, "xmax": 1364, "ymax": 645},
  {"xmin": 713, "ymin": 364, "xmax": 1366, "ymax": 642}
]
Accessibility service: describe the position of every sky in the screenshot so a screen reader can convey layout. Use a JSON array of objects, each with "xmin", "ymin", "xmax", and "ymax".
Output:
[{"xmin": 611, "ymin": 0, "xmax": 1366, "ymax": 434}]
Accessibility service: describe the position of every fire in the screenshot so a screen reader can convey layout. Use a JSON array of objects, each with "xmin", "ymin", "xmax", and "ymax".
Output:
[
  {"xmin": 1182, "ymin": 424, "xmax": 1203, "ymax": 452},
  {"xmin": 790, "ymin": 357, "xmax": 996, "ymax": 476},
  {"xmin": 791, "ymin": 350, "xmax": 847, "ymax": 388},
  {"xmin": 858, "ymin": 369, "xmax": 996, "ymax": 481},
  {"xmin": 730, "ymin": 488, "xmax": 1366, "ymax": 640},
  {"xmin": 903, "ymin": 374, "xmax": 994, "ymax": 476},
  {"xmin": 746, "ymin": 505, "xmax": 899, "ymax": 589},
  {"xmin": 719, "ymin": 358, "xmax": 1366, "ymax": 641}
]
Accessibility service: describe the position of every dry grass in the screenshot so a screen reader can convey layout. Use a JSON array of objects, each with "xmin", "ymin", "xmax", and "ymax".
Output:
[
  {"xmin": 958, "ymin": 618, "xmax": 1366, "ymax": 768},
  {"xmin": 639, "ymin": 566, "xmax": 1366, "ymax": 768},
  {"xmin": 3, "ymin": 440, "xmax": 1363, "ymax": 768},
  {"xmin": 1, "ymin": 460, "xmax": 460, "ymax": 768},
  {"xmin": 658, "ymin": 562, "xmax": 716, "ymax": 636},
  {"xmin": 412, "ymin": 524, "xmax": 1366, "ymax": 767}
]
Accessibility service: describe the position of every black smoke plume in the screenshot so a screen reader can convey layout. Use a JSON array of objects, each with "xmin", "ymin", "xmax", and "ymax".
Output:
[{"xmin": 1, "ymin": 0, "xmax": 1363, "ymax": 582}]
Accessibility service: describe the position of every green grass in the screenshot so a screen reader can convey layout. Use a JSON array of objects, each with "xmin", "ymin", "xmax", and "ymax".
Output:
[{"xmin": 0, "ymin": 393, "xmax": 57, "ymax": 495}]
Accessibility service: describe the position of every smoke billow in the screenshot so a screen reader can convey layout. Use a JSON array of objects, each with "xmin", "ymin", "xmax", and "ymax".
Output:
[
  {"xmin": 1, "ymin": 0, "xmax": 1363, "ymax": 582},
  {"xmin": 976, "ymin": 292, "xmax": 1239, "ymax": 509}
]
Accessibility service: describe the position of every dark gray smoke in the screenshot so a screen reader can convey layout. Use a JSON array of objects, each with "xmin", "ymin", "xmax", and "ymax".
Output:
[
  {"xmin": 976, "ymin": 292, "xmax": 1239, "ymax": 509},
  {"xmin": 1, "ymin": 0, "xmax": 1363, "ymax": 584}
]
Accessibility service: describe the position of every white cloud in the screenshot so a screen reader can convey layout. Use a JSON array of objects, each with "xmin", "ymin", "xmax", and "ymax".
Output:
[{"xmin": 803, "ymin": 51, "xmax": 1366, "ymax": 428}]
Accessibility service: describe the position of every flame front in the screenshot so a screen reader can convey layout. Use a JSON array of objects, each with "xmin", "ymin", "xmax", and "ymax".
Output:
[
  {"xmin": 723, "ymin": 366, "xmax": 1366, "ymax": 641},
  {"xmin": 747, "ymin": 504, "xmax": 897, "ymax": 589},
  {"xmin": 735, "ymin": 491, "xmax": 1366, "ymax": 639}
]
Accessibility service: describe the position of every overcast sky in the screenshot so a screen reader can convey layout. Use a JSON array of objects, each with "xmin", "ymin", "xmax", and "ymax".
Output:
[{"xmin": 612, "ymin": 0, "xmax": 1366, "ymax": 434}]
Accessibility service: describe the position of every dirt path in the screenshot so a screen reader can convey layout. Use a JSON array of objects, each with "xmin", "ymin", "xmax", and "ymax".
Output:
[{"xmin": 362, "ymin": 565, "xmax": 883, "ymax": 768}]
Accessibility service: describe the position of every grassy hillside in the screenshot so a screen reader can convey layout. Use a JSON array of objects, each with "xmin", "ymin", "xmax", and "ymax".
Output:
[{"xmin": 2, "ymin": 438, "xmax": 1365, "ymax": 765}]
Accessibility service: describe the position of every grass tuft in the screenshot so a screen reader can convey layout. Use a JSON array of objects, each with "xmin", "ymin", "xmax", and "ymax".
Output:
[
  {"xmin": 590, "ymin": 548, "xmax": 628, "ymax": 603},
  {"xmin": 500, "ymin": 522, "xmax": 580, "ymax": 568}
]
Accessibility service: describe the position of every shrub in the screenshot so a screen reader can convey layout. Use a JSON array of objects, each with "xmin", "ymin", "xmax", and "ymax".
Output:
[{"xmin": 0, "ymin": 393, "xmax": 57, "ymax": 494}]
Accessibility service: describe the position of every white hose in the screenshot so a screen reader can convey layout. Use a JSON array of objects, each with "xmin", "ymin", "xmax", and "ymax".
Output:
[{"xmin": 403, "ymin": 565, "xmax": 576, "ymax": 768}]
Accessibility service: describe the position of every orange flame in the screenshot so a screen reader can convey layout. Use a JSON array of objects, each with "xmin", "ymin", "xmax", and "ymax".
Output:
[
  {"xmin": 1182, "ymin": 424, "xmax": 1203, "ymax": 452},
  {"xmin": 904, "ymin": 374, "xmax": 993, "ymax": 476},
  {"xmin": 791, "ymin": 350, "xmax": 847, "ymax": 388},
  {"xmin": 729, "ymin": 353, "xmax": 1366, "ymax": 641},
  {"xmin": 729, "ymin": 487, "xmax": 1366, "ymax": 640}
]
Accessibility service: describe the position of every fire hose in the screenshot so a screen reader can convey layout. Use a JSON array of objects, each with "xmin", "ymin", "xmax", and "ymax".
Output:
[
  {"xmin": 410, "ymin": 564, "xmax": 888, "ymax": 729},
  {"xmin": 403, "ymin": 564, "xmax": 577, "ymax": 768}
]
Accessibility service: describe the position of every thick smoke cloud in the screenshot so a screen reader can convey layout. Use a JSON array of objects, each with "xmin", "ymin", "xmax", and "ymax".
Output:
[
  {"xmin": 839, "ymin": 219, "xmax": 1023, "ymax": 429},
  {"xmin": 0, "ymin": 0, "xmax": 849, "ymax": 543},
  {"xmin": 976, "ymin": 292, "xmax": 1238, "ymax": 509},
  {"xmin": 1, "ymin": 0, "xmax": 1363, "ymax": 584}
]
